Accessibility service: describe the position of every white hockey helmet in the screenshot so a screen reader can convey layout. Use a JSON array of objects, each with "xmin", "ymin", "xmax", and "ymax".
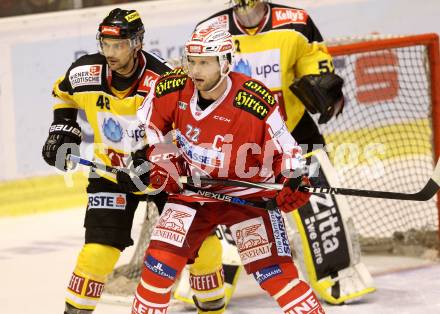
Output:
[
  {"xmin": 184, "ymin": 26, "xmax": 235, "ymax": 89},
  {"xmin": 185, "ymin": 26, "xmax": 234, "ymax": 59}
]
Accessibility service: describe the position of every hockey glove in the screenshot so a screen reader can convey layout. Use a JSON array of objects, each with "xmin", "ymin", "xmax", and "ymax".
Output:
[
  {"xmin": 116, "ymin": 146, "xmax": 151, "ymax": 193},
  {"xmin": 146, "ymin": 143, "xmax": 184, "ymax": 194},
  {"xmin": 42, "ymin": 119, "xmax": 81, "ymax": 171},
  {"xmin": 275, "ymin": 176, "xmax": 311, "ymax": 213},
  {"xmin": 290, "ymin": 73, "xmax": 344, "ymax": 124}
]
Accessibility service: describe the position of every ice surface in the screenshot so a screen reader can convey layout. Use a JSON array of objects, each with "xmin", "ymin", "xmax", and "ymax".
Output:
[{"xmin": 1, "ymin": 208, "xmax": 439, "ymax": 314}]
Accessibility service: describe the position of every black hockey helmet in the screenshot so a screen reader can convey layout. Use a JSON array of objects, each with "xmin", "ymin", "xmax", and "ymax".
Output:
[{"xmin": 98, "ymin": 8, "xmax": 144, "ymax": 40}]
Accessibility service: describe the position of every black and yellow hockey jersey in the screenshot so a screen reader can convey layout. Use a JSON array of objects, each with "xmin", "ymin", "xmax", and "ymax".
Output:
[
  {"xmin": 197, "ymin": 3, "xmax": 334, "ymax": 133},
  {"xmin": 52, "ymin": 51, "xmax": 171, "ymax": 182}
]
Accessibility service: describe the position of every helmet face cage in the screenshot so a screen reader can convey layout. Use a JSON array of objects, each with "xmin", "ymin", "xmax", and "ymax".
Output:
[
  {"xmin": 231, "ymin": 0, "xmax": 265, "ymax": 9},
  {"xmin": 97, "ymin": 35, "xmax": 141, "ymax": 56},
  {"xmin": 97, "ymin": 8, "xmax": 144, "ymax": 54}
]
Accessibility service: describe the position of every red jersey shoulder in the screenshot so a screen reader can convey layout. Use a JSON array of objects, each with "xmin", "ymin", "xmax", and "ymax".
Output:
[
  {"xmin": 271, "ymin": 6, "xmax": 309, "ymax": 28},
  {"xmin": 155, "ymin": 67, "xmax": 189, "ymax": 98},
  {"xmin": 230, "ymin": 72, "xmax": 277, "ymax": 120}
]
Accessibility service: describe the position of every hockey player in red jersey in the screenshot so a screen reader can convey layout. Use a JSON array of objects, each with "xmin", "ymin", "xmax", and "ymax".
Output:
[{"xmin": 131, "ymin": 26, "xmax": 325, "ymax": 314}]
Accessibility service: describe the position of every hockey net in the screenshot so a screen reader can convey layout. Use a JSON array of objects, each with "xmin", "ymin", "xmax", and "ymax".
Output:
[
  {"xmin": 104, "ymin": 33, "xmax": 440, "ymax": 296},
  {"xmin": 323, "ymin": 33, "xmax": 440, "ymax": 255}
]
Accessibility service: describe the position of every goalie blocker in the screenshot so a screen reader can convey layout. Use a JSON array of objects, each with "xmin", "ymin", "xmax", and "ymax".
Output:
[
  {"xmin": 286, "ymin": 149, "xmax": 375, "ymax": 304},
  {"xmin": 290, "ymin": 72, "xmax": 344, "ymax": 124}
]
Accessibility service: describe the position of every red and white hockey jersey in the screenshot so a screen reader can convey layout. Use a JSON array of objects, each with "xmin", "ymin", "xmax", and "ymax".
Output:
[{"xmin": 141, "ymin": 68, "xmax": 303, "ymax": 199}]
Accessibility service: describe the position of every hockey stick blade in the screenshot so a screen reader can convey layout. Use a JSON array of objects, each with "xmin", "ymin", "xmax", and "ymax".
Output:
[{"xmin": 300, "ymin": 159, "xmax": 440, "ymax": 201}]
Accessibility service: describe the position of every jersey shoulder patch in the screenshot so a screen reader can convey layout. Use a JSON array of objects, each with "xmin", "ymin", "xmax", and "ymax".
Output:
[
  {"xmin": 271, "ymin": 6, "xmax": 308, "ymax": 28},
  {"xmin": 155, "ymin": 68, "xmax": 188, "ymax": 98},
  {"xmin": 233, "ymin": 89, "xmax": 269, "ymax": 120},
  {"xmin": 68, "ymin": 64, "xmax": 103, "ymax": 89},
  {"xmin": 231, "ymin": 73, "xmax": 273, "ymax": 120},
  {"xmin": 67, "ymin": 53, "xmax": 106, "ymax": 90},
  {"xmin": 138, "ymin": 70, "xmax": 161, "ymax": 94},
  {"xmin": 243, "ymin": 79, "xmax": 276, "ymax": 107}
]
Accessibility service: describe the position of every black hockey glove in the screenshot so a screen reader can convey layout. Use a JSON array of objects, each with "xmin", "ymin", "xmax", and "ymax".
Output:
[
  {"xmin": 42, "ymin": 119, "xmax": 81, "ymax": 171},
  {"xmin": 116, "ymin": 146, "xmax": 151, "ymax": 193},
  {"xmin": 290, "ymin": 73, "xmax": 344, "ymax": 124}
]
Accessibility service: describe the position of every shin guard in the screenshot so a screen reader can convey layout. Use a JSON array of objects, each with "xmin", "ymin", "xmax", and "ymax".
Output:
[
  {"xmin": 66, "ymin": 243, "xmax": 120, "ymax": 311},
  {"xmin": 190, "ymin": 234, "xmax": 225, "ymax": 313},
  {"xmin": 132, "ymin": 248, "xmax": 187, "ymax": 314},
  {"xmin": 255, "ymin": 263, "xmax": 325, "ymax": 314}
]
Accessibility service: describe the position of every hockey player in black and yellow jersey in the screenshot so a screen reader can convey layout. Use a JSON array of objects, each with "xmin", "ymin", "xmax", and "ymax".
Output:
[
  {"xmin": 197, "ymin": 0, "xmax": 344, "ymax": 141},
  {"xmin": 175, "ymin": 0, "xmax": 375, "ymax": 310},
  {"xmin": 42, "ymin": 9, "xmax": 172, "ymax": 314}
]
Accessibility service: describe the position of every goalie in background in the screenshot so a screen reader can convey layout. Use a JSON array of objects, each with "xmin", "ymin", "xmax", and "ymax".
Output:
[{"xmin": 179, "ymin": 0, "xmax": 375, "ymax": 309}]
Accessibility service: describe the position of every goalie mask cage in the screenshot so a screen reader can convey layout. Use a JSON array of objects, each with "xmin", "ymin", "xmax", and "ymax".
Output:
[{"xmin": 104, "ymin": 33, "xmax": 440, "ymax": 297}]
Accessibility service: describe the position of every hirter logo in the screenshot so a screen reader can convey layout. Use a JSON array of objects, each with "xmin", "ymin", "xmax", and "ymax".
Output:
[{"xmin": 272, "ymin": 8, "xmax": 308, "ymax": 28}]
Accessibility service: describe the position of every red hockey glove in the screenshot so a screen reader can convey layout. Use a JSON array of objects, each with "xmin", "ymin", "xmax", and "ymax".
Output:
[
  {"xmin": 275, "ymin": 176, "xmax": 311, "ymax": 213},
  {"xmin": 146, "ymin": 144, "xmax": 184, "ymax": 194}
]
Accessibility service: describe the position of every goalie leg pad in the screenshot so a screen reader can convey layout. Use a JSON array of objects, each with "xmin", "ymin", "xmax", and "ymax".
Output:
[
  {"xmin": 66, "ymin": 243, "xmax": 120, "ymax": 311},
  {"xmin": 286, "ymin": 149, "xmax": 375, "ymax": 304},
  {"xmin": 255, "ymin": 263, "xmax": 325, "ymax": 314},
  {"xmin": 132, "ymin": 248, "xmax": 187, "ymax": 314}
]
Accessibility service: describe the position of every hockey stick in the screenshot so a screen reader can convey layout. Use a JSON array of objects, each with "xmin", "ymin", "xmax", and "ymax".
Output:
[
  {"xmin": 183, "ymin": 163, "xmax": 440, "ymax": 201},
  {"xmin": 67, "ymin": 154, "xmax": 120, "ymax": 176},
  {"xmin": 66, "ymin": 154, "xmax": 270, "ymax": 209},
  {"xmin": 68, "ymin": 154, "xmax": 440, "ymax": 201}
]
